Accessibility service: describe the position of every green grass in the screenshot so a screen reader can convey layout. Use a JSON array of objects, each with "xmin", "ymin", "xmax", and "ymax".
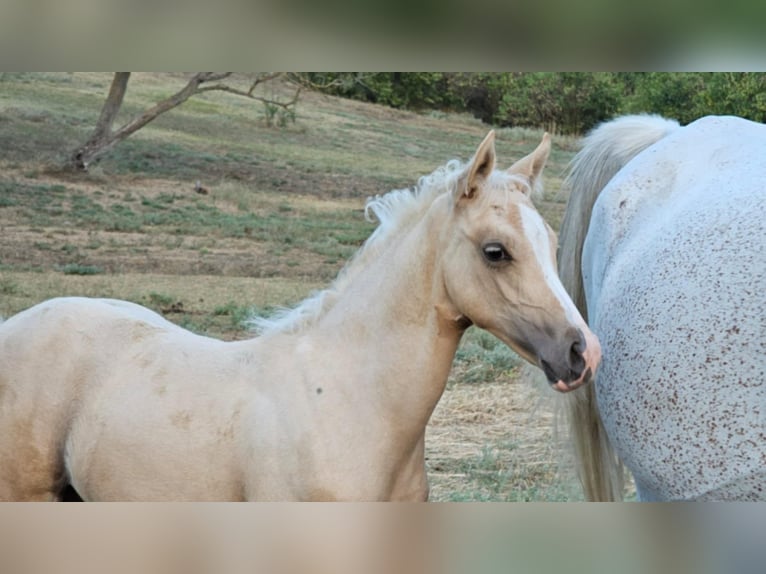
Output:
[
  {"xmin": 0, "ymin": 177, "xmax": 374, "ymax": 265},
  {"xmin": 455, "ymin": 328, "xmax": 522, "ymax": 384},
  {"xmin": 147, "ymin": 291, "xmax": 176, "ymax": 308},
  {"xmin": 445, "ymin": 441, "xmax": 583, "ymax": 502},
  {"xmin": 0, "ymin": 277, "xmax": 22, "ymax": 295},
  {"xmin": 60, "ymin": 263, "xmax": 103, "ymax": 275},
  {"xmin": 213, "ymin": 301, "xmax": 259, "ymax": 329}
]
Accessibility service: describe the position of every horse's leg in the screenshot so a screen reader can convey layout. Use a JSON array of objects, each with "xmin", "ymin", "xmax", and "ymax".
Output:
[
  {"xmin": 0, "ymin": 466, "xmax": 65, "ymax": 501},
  {"xmin": 0, "ymin": 415, "xmax": 68, "ymax": 501},
  {"xmin": 633, "ymin": 477, "xmax": 662, "ymax": 502},
  {"xmin": 0, "ymin": 313, "xmax": 75, "ymax": 501},
  {"xmin": 0, "ymin": 460, "xmax": 67, "ymax": 500}
]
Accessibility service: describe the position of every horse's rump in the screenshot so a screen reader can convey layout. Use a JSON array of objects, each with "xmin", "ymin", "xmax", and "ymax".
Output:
[{"xmin": 0, "ymin": 297, "xmax": 247, "ymax": 500}]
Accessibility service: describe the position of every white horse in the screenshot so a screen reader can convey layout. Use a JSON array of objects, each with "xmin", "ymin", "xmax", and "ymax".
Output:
[
  {"xmin": 559, "ymin": 114, "xmax": 766, "ymax": 501},
  {"xmin": 0, "ymin": 131, "xmax": 600, "ymax": 501}
]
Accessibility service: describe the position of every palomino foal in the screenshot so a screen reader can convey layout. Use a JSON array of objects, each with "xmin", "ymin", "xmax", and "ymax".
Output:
[{"xmin": 0, "ymin": 132, "xmax": 599, "ymax": 500}]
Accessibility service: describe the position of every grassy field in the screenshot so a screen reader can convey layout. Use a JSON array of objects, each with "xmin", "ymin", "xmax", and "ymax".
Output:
[{"xmin": 0, "ymin": 72, "xmax": 584, "ymax": 501}]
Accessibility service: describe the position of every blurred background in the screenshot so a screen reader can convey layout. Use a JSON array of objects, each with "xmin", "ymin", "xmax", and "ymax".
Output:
[
  {"xmin": 0, "ymin": 504, "xmax": 763, "ymax": 574},
  {"xmin": 1, "ymin": 0, "xmax": 764, "ymax": 69}
]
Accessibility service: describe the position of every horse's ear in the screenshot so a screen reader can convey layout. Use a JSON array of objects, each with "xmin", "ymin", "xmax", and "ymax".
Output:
[
  {"xmin": 457, "ymin": 131, "xmax": 496, "ymax": 202},
  {"xmin": 507, "ymin": 133, "xmax": 551, "ymax": 195}
]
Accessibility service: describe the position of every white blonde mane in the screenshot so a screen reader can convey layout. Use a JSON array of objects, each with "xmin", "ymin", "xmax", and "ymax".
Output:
[
  {"xmin": 250, "ymin": 160, "xmax": 462, "ymax": 336},
  {"xmin": 558, "ymin": 114, "xmax": 680, "ymax": 317},
  {"xmin": 250, "ymin": 158, "xmax": 534, "ymax": 336}
]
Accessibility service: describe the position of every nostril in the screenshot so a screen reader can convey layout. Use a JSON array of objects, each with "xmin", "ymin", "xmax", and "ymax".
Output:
[
  {"xmin": 569, "ymin": 341, "xmax": 583, "ymax": 362},
  {"xmin": 568, "ymin": 337, "xmax": 586, "ymax": 377}
]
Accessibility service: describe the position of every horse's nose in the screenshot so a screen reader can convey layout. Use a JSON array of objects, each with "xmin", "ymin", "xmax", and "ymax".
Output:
[{"xmin": 540, "ymin": 327, "xmax": 592, "ymax": 391}]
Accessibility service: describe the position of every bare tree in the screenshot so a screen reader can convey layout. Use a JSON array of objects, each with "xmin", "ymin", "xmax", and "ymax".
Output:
[{"xmin": 68, "ymin": 72, "xmax": 301, "ymax": 172}]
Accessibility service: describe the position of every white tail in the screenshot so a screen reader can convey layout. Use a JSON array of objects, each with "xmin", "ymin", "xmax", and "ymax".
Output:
[{"xmin": 557, "ymin": 115, "xmax": 680, "ymax": 501}]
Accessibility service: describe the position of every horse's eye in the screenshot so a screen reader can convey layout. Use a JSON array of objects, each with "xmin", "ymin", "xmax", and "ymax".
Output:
[{"xmin": 482, "ymin": 243, "xmax": 511, "ymax": 264}]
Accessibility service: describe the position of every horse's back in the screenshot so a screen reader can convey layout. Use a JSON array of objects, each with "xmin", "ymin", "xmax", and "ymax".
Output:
[
  {"xmin": 0, "ymin": 296, "xmax": 191, "ymax": 406},
  {"xmin": 1, "ymin": 296, "xmax": 182, "ymax": 337},
  {"xmin": 584, "ymin": 116, "xmax": 766, "ymax": 500}
]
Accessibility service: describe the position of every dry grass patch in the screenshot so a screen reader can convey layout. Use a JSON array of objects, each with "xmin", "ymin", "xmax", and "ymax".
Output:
[{"xmin": 427, "ymin": 367, "xmax": 583, "ymax": 502}]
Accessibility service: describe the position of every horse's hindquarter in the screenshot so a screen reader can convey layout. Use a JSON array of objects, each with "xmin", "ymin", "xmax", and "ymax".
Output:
[
  {"xmin": 584, "ymin": 118, "xmax": 766, "ymax": 499},
  {"xmin": 1, "ymin": 297, "xmax": 251, "ymax": 500},
  {"xmin": 0, "ymin": 298, "xmax": 101, "ymax": 499}
]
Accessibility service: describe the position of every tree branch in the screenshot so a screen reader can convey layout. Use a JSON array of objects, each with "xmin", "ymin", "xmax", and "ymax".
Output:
[
  {"xmin": 68, "ymin": 72, "xmax": 301, "ymax": 171},
  {"xmin": 195, "ymin": 72, "xmax": 234, "ymax": 83},
  {"xmin": 197, "ymin": 81, "xmax": 301, "ymax": 109}
]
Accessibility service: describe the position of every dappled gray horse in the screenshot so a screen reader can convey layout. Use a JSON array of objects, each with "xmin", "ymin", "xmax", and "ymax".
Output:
[{"xmin": 559, "ymin": 114, "xmax": 765, "ymax": 501}]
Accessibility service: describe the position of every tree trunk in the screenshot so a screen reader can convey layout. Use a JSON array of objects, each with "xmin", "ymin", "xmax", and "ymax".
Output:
[{"xmin": 68, "ymin": 73, "xmax": 131, "ymax": 171}]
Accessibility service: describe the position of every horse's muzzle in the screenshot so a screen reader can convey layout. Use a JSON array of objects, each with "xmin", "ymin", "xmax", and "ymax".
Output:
[{"xmin": 543, "ymin": 328, "xmax": 601, "ymax": 393}]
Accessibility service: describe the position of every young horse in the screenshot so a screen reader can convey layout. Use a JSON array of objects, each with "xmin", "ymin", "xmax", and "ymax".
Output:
[
  {"xmin": 559, "ymin": 115, "xmax": 766, "ymax": 501},
  {"xmin": 0, "ymin": 131, "xmax": 600, "ymax": 501}
]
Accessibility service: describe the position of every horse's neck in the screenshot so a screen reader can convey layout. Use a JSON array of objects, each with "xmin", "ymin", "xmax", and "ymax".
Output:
[{"xmin": 313, "ymin": 202, "xmax": 462, "ymax": 423}]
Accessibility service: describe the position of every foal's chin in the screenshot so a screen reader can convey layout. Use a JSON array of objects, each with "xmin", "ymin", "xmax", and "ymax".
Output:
[{"xmin": 549, "ymin": 369, "xmax": 593, "ymax": 393}]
